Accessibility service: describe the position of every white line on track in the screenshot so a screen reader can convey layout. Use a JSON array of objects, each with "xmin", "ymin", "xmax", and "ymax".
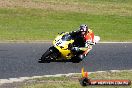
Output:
[
  {"xmin": 99, "ymin": 42, "xmax": 132, "ymax": 43},
  {"xmin": 0, "ymin": 69, "xmax": 132, "ymax": 85}
]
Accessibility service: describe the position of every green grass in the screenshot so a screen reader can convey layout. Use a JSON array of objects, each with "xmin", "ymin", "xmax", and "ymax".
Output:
[
  {"xmin": 0, "ymin": 0, "xmax": 132, "ymax": 41},
  {"xmin": 22, "ymin": 71, "xmax": 132, "ymax": 88}
]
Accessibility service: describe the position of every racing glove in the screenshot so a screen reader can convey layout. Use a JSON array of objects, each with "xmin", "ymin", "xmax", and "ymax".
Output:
[{"xmin": 85, "ymin": 41, "xmax": 95, "ymax": 47}]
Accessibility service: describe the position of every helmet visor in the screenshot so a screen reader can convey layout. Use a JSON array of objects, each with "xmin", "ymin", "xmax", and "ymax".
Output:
[{"xmin": 80, "ymin": 28, "xmax": 87, "ymax": 32}]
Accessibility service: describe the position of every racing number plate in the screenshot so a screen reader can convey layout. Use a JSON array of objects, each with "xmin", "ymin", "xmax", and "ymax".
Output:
[{"xmin": 55, "ymin": 39, "xmax": 62, "ymax": 46}]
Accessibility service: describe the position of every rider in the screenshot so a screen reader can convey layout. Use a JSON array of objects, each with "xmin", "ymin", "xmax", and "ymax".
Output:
[{"xmin": 70, "ymin": 24, "xmax": 95, "ymax": 61}]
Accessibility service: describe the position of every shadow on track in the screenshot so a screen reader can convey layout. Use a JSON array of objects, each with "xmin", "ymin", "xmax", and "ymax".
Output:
[{"xmin": 38, "ymin": 59, "xmax": 80, "ymax": 63}]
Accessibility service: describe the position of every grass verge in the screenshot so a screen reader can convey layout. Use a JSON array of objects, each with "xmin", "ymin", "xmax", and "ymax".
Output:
[
  {"xmin": 21, "ymin": 71, "xmax": 132, "ymax": 88},
  {"xmin": 0, "ymin": 0, "xmax": 132, "ymax": 41}
]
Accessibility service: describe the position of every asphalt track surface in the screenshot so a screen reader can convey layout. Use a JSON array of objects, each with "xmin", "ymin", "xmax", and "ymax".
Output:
[{"xmin": 0, "ymin": 43, "xmax": 132, "ymax": 79}]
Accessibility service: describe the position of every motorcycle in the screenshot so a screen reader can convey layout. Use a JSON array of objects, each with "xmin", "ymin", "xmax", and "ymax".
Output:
[{"xmin": 38, "ymin": 32, "xmax": 100, "ymax": 63}]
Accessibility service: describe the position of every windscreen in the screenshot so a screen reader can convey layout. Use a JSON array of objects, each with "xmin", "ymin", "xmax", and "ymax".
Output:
[{"xmin": 61, "ymin": 34, "xmax": 72, "ymax": 41}]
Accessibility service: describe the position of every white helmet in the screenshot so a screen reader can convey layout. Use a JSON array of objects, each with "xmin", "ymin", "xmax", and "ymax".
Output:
[{"xmin": 80, "ymin": 24, "xmax": 88, "ymax": 32}]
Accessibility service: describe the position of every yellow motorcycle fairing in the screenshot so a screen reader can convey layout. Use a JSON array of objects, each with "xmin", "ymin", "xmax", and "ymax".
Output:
[{"xmin": 53, "ymin": 32, "xmax": 74, "ymax": 59}]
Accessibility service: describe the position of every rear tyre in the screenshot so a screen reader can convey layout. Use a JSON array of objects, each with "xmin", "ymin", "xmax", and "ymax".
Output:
[{"xmin": 71, "ymin": 56, "xmax": 82, "ymax": 63}]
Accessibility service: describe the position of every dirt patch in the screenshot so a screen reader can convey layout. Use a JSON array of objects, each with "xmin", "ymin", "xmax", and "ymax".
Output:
[
  {"xmin": 0, "ymin": 0, "xmax": 132, "ymax": 14},
  {"xmin": 0, "ymin": 0, "xmax": 102, "ymax": 15},
  {"xmin": 0, "ymin": 0, "xmax": 131, "ymax": 16},
  {"xmin": 0, "ymin": 0, "xmax": 87, "ymax": 11}
]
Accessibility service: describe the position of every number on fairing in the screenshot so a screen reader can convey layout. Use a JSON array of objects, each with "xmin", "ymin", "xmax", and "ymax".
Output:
[{"xmin": 55, "ymin": 39, "xmax": 62, "ymax": 46}]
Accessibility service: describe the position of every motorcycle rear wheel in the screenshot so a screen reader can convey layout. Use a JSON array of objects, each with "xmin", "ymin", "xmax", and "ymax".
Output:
[{"xmin": 71, "ymin": 56, "xmax": 82, "ymax": 63}]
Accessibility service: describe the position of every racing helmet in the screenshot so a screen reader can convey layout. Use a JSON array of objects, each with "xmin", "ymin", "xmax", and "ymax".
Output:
[
  {"xmin": 79, "ymin": 24, "xmax": 88, "ymax": 34},
  {"xmin": 79, "ymin": 24, "xmax": 88, "ymax": 35}
]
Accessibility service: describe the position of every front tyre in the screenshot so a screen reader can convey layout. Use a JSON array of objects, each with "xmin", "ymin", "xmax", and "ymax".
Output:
[
  {"xmin": 38, "ymin": 46, "xmax": 60, "ymax": 63},
  {"xmin": 39, "ymin": 48, "xmax": 52, "ymax": 63}
]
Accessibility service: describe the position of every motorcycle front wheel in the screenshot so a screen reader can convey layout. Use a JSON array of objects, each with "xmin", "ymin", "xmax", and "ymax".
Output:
[{"xmin": 38, "ymin": 46, "xmax": 60, "ymax": 63}]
